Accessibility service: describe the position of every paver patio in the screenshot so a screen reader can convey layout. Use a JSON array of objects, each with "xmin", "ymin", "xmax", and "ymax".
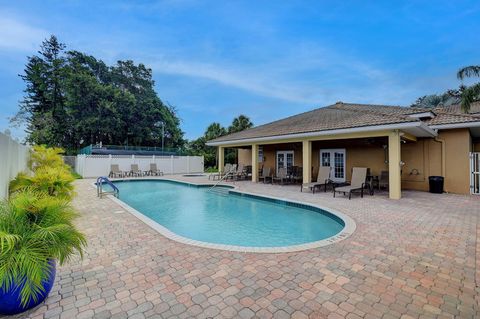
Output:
[{"xmin": 8, "ymin": 176, "xmax": 480, "ymax": 319}]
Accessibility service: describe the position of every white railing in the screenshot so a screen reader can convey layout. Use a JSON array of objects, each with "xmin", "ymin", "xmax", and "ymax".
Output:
[
  {"xmin": 0, "ymin": 133, "xmax": 29, "ymax": 199},
  {"xmin": 75, "ymin": 154, "xmax": 204, "ymax": 178}
]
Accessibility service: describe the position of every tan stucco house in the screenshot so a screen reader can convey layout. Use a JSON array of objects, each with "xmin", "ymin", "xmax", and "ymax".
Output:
[{"xmin": 207, "ymin": 102, "xmax": 480, "ymax": 199}]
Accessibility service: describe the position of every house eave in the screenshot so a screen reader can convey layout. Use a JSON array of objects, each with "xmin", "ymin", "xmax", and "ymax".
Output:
[{"xmin": 429, "ymin": 121, "xmax": 480, "ymax": 130}]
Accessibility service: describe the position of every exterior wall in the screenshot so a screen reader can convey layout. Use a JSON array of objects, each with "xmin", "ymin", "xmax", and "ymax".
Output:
[
  {"xmin": 440, "ymin": 129, "xmax": 470, "ymax": 194},
  {"xmin": 233, "ymin": 128, "xmax": 472, "ymax": 194},
  {"xmin": 238, "ymin": 148, "xmax": 252, "ymax": 165},
  {"xmin": 0, "ymin": 133, "xmax": 29, "ymax": 199},
  {"xmin": 311, "ymin": 139, "xmax": 388, "ymax": 181},
  {"xmin": 402, "ymin": 129, "xmax": 470, "ymax": 194}
]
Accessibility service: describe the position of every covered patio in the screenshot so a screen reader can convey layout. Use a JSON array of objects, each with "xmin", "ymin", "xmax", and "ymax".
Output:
[{"xmin": 214, "ymin": 128, "xmax": 430, "ymax": 200}]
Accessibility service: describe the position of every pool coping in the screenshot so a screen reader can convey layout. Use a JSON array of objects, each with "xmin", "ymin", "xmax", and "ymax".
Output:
[{"xmin": 94, "ymin": 177, "xmax": 357, "ymax": 254}]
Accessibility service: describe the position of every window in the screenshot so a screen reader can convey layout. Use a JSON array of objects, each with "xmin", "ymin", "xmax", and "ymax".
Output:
[{"xmin": 258, "ymin": 146, "xmax": 264, "ymax": 162}]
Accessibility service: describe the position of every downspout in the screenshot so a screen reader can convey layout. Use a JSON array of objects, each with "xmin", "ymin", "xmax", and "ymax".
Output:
[{"xmin": 434, "ymin": 136, "xmax": 446, "ymax": 190}]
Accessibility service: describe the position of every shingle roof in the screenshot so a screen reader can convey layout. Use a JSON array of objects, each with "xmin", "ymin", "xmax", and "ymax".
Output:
[{"xmin": 208, "ymin": 102, "xmax": 480, "ymax": 143}]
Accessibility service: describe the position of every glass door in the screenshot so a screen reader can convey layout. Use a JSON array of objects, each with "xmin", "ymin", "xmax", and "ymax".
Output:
[
  {"xmin": 320, "ymin": 149, "xmax": 346, "ymax": 182},
  {"xmin": 276, "ymin": 151, "xmax": 294, "ymax": 176}
]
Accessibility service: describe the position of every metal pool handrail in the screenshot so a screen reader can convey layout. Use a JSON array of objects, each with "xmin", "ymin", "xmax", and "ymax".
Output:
[{"xmin": 96, "ymin": 176, "xmax": 120, "ymax": 198}]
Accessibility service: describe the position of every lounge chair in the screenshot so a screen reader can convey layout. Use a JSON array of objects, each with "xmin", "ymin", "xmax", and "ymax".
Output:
[
  {"xmin": 333, "ymin": 167, "xmax": 368, "ymax": 199},
  {"xmin": 258, "ymin": 167, "xmax": 271, "ymax": 183},
  {"xmin": 272, "ymin": 167, "xmax": 289, "ymax": 185},
  {"xmin": 234, "ymin": 164, "xmax": 246, "ymax": 180},
  {"xmin": 109, "ymin": 164, "xmax": 125, "ymax": 178},
  {"xmin": 300, "ymin": 166, "xmax": 331, "ymax": 193},
  {"xmin": 149, "ymin": 163, "xmax": 164, "ymax": 176},
  {"xmin": 129, "ymin": 164, "xmax": 143, "ymax": 177},
  {"xmin": 225, "ymin": 164, "xmax": 237, "ymax": 180},
  {"xmin": 379, "ymin": 170, "xmax": 389, "ymax": 190},
  {"xmin": 290, "ymin": 166, "xmax": 303, "ymax": 184},
  {"xmin": 209, "ymin": 163, "xmax": 232, "ymax": 180}
]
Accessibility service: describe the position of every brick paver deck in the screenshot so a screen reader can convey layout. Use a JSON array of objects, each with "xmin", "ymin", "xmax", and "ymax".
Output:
[{"xmin": 9, "ymin": 176, "xmax": 480, "ymax": 319}]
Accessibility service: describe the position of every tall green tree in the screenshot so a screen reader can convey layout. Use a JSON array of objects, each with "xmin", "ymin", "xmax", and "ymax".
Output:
[
  {"xmin": 187, "ymin": 117, "xmax": 254, "ymax": 168},
  {"xmin": 457, "ymin": 65, "xmax": 480, "ymax": 113},
  {"xmin": 13, "ymin": 35, "xmax": 185, "ymax": 153},
  {"xmin": 16, "ymin": 35, "xmax": 67, "ymax": 146}
]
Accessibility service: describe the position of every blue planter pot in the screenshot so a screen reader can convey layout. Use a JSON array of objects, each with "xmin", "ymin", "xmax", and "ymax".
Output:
[{"xmin": 0, "ymin": 260, "xmax": 56, "ymax": 315}]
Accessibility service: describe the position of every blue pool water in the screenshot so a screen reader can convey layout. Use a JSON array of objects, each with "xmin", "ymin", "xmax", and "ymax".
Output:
[{"xmin": 112, "ymin": 180, "xmax": 344, "ymax": 247}]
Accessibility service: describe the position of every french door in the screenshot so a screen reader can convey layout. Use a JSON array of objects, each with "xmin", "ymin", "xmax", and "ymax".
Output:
[
  {"xmin": 320, "ymin": 149, "xmax": 346, "ymax": 182},
  {"xmin": 276, "ymin": 151, "xmax": 294, "ymax": 175}
]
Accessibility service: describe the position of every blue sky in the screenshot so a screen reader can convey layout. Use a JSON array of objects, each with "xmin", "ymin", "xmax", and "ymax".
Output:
[{"xmin": 0, "ymin": 1, "xmax": 479, "ymax": 141}]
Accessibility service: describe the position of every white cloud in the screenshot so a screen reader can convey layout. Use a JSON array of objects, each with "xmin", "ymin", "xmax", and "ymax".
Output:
[
  {"xmin": 150, "ymin": 59, "xmax": 327, "ymax": 104},
  {"xmin": 0, "ymin": 15, "xmax": 49, "ymax": 52},
  {"xmin": 147, "ymin": 48, "xmax": 414, "ymax": 107}
]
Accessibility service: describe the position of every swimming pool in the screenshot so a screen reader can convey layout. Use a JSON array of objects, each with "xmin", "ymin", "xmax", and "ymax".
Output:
[{"xmin": 110, "ymin": 180, "xmax": 354, "ymax": 252}]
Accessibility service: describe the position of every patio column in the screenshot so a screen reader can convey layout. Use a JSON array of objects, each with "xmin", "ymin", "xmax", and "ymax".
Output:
[
  {"xmin": 218, "ymin": 146, "xmax": 224, "ymax": 172},
  {"xmin": 302, "ymin": 140, "xmax": 312, "ymax": 183},
  {"xmin": 251, "ymin": 144, "xmax": 259, "ymax": 182},
  {"xmin": 388, "ymin": 130, "xmax": 402, "ymax": 199}
]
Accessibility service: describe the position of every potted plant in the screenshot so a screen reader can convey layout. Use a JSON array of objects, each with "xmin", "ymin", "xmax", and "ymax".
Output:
[{"xmin": 0, "ymin": 191, "xmax": 86, "ymax": 315}]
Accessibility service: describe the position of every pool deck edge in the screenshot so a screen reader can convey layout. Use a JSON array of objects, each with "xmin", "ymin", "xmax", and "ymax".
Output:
[{"xmin": 94, "ymin": 177, "xmax": 357, "ymax": 254}]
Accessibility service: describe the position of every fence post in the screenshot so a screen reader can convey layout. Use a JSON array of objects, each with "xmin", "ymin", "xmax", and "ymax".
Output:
[
  {"xmin": 170, "ymin": 155, "xmax": 174, "ymax": 174},
  {"xmin": 132, "ymin": 154, "xmax": 135, "ymax": 163},
  {"xmin": 187, "ymin": 156, "xmax": 190, "ymax": 173}
]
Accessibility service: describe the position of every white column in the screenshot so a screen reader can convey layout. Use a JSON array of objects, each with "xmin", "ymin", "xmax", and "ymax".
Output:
[
  {"xmin": 388, "ymin": 130, "xmax": 402, "ymax": 199},
  {"xmin": 302, "ymin": 140, "xmax": 312, "ymax": 183},
  {"xmin": 251, "ymin": 144, "xmax": 258, "ymax": 182}
]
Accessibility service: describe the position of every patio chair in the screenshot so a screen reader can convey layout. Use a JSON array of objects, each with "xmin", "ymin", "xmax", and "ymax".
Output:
[
  {"xmin": 258, "ymin": 167, "xmax": 271, "ymax": 183},
  {"xmin": 225, "ymin": 164, "xmax": 237, "ymax": 180},
  {"xmin": 109, "ymin": 164, "xmax": 125, "ymax": 178},
  {"xmin": 290, "ymin": 166, "xmax": 303, "ymax": 184},
  {"xmin": 244, "ymin": 165, "xmax": 252, "ymax": 178},
  {"xmin": 149, "ymin": 163, "xmax": 164, "ymax": 176},
  {"xmin": 234, "ymin": 164, "xmax": 246, "ymax": 180},
  {"xmin": 300, "ymin": 166, "xmax": 331, "ymax": 193},
  {"xmin": 209, "ymin": 163, "xmax": 232, "ymax": 180},
  {"xmin": 333, "ymin": 167, "xmax": 368, "ymax": 200},
  {"xmin": 272, "ymin": 167, "xmax": 289, "ymax": 185},
  {"xmin": 129, "ymin": 164, "xmax": 143, "ymax": 177},
  {"xmin": 379, "ymin": 170, "xmax": 389, "ymax": 190}
]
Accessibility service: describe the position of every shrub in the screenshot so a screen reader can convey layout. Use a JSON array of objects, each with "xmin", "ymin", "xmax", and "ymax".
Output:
[
  {"xmin": 9, "ymin": 146, "xmax": 75, "ymax": 199},
  {"xmin": 28, "ymin": 145, "xmax": 67, "ymax": 172}
]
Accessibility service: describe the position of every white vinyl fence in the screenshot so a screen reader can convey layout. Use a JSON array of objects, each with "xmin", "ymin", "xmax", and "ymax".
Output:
[
  {"xmin": 75, "ymin": 154, "xmax": 204, "ymax": 178},
  {"xmin": 0, "ymin": 133, "xmax": 29, "ymax": 199}
]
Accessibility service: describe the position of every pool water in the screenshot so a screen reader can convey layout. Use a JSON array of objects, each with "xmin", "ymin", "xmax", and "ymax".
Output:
[{"xmin": 112, "ymin": 180, "xmax": 344, "ymax": 248}]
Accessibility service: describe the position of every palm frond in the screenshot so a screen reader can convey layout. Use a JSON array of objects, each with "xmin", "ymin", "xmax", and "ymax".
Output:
[
  {"xmin": 0, "ymin": 231, "xmax": 21, "ymax": 253},
  {"xmin": 0, "ymin": 189, "xmax": 86, "ymax": 306},
  {"xmin": 457, "ymin": 65, "xmax": 480, "ymax": 80},
  {"xmin": 460, "ymin": 83, "xmax": 480, "ymax": 113}
]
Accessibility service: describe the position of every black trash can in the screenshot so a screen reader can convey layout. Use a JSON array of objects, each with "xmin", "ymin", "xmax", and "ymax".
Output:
[{"xmin": 428, "ymin": 176, "xmax": 444, "ymax": 194}]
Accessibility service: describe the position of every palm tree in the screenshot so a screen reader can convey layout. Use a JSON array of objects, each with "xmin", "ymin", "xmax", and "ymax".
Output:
[
  {"xmin": 228, "ymin": 115, "xmax": 253, "ymax": 134},
  {"xmin": 457, "ymin": 65, "xmax": 480, "ymax": 112}
]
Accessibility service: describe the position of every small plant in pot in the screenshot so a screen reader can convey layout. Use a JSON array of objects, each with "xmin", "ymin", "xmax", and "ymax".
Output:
[{"xmin": 0, "ymin": 191, "xmax": 86, "ymax": 315}]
